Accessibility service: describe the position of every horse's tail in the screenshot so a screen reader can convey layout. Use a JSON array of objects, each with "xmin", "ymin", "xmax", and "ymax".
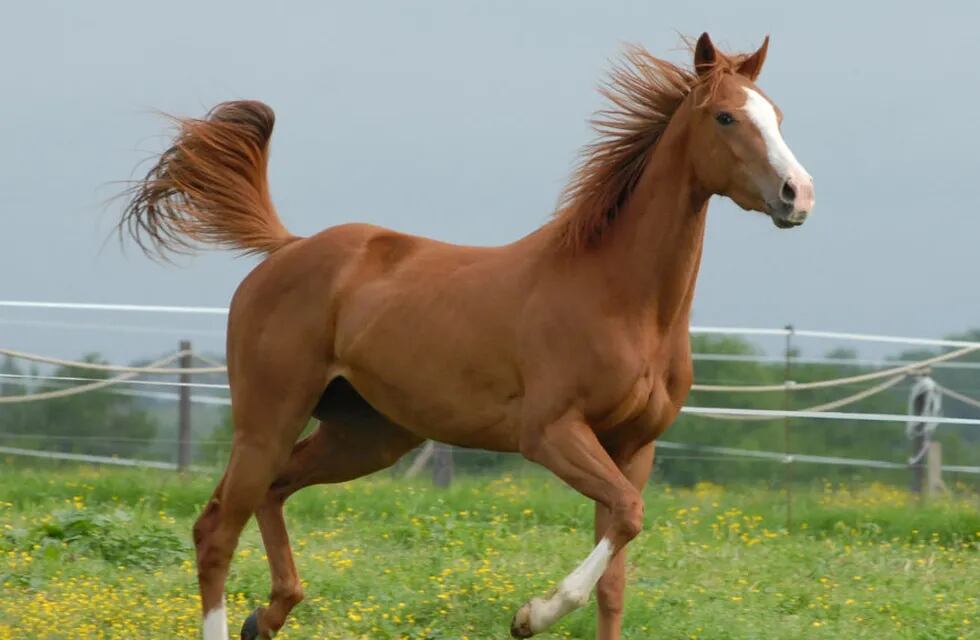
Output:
[{"xmin": 119, "ymin": 100, "xmax": 298, "ymax": 258}]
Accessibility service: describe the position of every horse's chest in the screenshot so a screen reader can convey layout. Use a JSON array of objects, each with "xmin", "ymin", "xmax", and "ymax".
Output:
[
  {"xmin": 590, "ymin": 360, "xmax": 687, "ymax": 441},
  {"xmin": 593, "ymin": 372, "xmax": 656, "ymax": 429}
]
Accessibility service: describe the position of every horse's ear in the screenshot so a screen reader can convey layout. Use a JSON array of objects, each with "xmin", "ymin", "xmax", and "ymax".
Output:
[
  {"xmin": 694, "ymin": 32, "xmax": 717, "ymax": 77},
  {"xmin": 737, "ymin": 36, "xmax": 769, "ymax": 81}
]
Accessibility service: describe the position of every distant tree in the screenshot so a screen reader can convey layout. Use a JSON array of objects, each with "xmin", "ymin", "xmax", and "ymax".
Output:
[
  {"xmin": 0, "ymin": 356, "xmax": 29, "ymax": 438},
  {"xmin": 0, "ymin": 353, "xmax": 159, "ymax": 458}
]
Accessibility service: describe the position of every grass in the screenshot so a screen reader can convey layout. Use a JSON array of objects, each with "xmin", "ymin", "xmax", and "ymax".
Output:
[{"xmin": 0, "ymin": 462, "xmax": 978, "ymax": 639}]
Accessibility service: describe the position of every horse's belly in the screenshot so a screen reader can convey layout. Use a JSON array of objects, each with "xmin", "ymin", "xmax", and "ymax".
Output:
[{"xmin": 338, "ymin": 359, "xmax": 523, "ymax": 452}]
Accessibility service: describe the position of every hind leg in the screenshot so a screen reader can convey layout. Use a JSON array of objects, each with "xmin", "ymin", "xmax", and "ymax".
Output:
[
  {"xmin": 195, "ymin": 433, "xmax": 305, "ymax": 640},
  {"xmin": 243, "ymin": 417, "xmax": 422, "ymax": 639},
  {"xmin": 194, "ymin": 365, "xmax": 327, "ymax": 639}
]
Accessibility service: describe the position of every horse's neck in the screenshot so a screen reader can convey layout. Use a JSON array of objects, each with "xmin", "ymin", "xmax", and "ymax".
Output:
[{"xmin": 598, "ymin": 124, "xmax": 709, "ymax": 335}]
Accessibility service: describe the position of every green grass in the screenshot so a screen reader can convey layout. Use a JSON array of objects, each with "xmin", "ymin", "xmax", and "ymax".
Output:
[{"xmin": 0, "ymin": 463, "xmax": 978, "ymax": 639}]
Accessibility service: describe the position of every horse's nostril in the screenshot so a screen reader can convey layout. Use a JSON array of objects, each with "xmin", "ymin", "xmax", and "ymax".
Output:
[{"xmin": 780, "ymin": 179, "xmax": 797, "ymax": 204}]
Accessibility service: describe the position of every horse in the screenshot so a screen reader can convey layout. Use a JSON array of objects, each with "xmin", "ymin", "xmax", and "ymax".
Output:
[{"xmin": 118, "ymin": 32, "xmax": 813, "ymax": 640}]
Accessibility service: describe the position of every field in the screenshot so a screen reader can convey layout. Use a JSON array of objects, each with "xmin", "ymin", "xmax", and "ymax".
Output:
[{"xmin": 0, "ymin": 464, "xmax": 978, "ymax": 639}]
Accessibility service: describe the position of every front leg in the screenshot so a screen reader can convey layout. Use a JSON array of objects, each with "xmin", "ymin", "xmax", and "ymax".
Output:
[
  {"xmin": 510, "ymin": 410, "xmax": 645, "ymax": 638},
  {"xmin": 595, "ymin": 442, "xmax": 655, "ymax": 640}
]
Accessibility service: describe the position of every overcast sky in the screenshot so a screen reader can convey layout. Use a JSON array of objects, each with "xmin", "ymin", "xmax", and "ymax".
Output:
[{"xmin": 1, "ymin": 1, "xmax": 977, "ymax": 362}]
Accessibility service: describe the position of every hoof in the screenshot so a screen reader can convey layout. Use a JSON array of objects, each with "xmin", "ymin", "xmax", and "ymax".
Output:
[
  {"xmin": 240, "ymin": 607, "xmax": 263, "ymax": 640},
  {"xmin": 510, "ymin": 602, "xmax": 534, "ymax": 638}
]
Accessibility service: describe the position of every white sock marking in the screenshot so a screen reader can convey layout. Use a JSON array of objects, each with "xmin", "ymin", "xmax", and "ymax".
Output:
[
  {"xmin": 202, "ymin": 602, "xmax": 228, "ymax": 640},
  {"xmin": 527, "ymin": 538, "xmax": 615, "ymax": 632}
]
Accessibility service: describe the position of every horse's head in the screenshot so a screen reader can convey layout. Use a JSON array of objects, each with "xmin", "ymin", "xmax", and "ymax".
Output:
[{"xmin": 687, "ymin": 33, "xmax": 814, "ymax": 228}]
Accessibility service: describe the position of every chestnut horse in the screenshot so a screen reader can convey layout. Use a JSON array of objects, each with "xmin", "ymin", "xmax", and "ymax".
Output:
[{"xmin": 119, "ymin": 33, "xmax": 813, "ymax": 640}]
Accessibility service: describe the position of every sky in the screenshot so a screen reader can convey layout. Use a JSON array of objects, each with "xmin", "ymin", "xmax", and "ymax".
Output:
[{"xmin": 1, "ymin": 0, "xmax": 978, "ymax": 363}]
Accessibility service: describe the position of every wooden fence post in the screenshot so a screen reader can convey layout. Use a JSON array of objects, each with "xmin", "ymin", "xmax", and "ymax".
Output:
[
  {"xmin": 907, "ymin": 373, "xmax": 940, "ymax": 496},
  {"xmin": 909, "ymin": 387, "xmax": 926, "ymax": 495},
  {"xmin": 910, "ymin": 439, "xmax": 925, "ymax": 495},
  {"xmin": 177, "ymin": 340, "xmax": 192, "ymax": 472},
  {"xmin": 926, "ymin": 441, "xmax": 946, "ymax": 498}
]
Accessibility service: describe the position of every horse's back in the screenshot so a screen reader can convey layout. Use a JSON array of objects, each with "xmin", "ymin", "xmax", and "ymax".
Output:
[
  {"xmin": 223, "ymin": 221, "xmax": 526, "ymax": 449},
  {"xmin": 227, "ymin": 219, "xmax": 519, "ymax": 364}
]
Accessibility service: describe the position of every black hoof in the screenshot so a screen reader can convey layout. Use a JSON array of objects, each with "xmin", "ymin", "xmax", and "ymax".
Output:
[{"xmin": 240, "ymin": 607, "xmax": 262, "ymax": 640}]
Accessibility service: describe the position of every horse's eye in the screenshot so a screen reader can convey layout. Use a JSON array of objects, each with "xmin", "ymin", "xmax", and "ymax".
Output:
[{"xmin": 715, "ymin": 111, "xmax": 735, "ymax": 126}]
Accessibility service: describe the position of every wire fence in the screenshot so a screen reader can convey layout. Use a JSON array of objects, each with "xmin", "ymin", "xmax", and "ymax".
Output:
[{"xmin": 3, "ymin": 300, "xmax": 980, "ymax": 490}]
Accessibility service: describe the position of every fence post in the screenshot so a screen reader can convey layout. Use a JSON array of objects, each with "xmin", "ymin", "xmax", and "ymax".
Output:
[
  {"xmin": 177, "ymin": 340, "xmax": 192, "ymax": 472},
  {"xmin": 926, "ymin": 441, "xmax": 945, "ymax": 498},
  {"xmin": 907, "ymin": 373, "xmax": 940, "ymax": 496},
  {"xmin": 910, "ymin": 437, "xmax": 925, "ymax": 495},
  {"xmin": 432, "ymin": 442, "xmax": 454, "ymax": 488},
  {"xmin": 783, "ymin": 324, "xmax": 794, "ymax": 530},
  {"xmin": 909, "ymin": 384, "xmax": 926, "ymax": 495}
]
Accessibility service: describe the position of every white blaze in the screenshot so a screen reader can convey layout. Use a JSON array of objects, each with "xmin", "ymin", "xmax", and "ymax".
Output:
[
  {"xmin": 202, "ymin": 603, "xmax": 228, "ymax": 640},
  {"xmin": 742, "ymin": 88, "xmax": 806, "ymax": 178}
]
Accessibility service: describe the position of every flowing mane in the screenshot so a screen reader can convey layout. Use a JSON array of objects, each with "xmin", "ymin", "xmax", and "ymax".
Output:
[{"xmin": 551, "ymin": 42, "xmax": 745, "ymax": 251}]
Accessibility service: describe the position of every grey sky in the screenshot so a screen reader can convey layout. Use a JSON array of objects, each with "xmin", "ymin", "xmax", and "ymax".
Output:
[{"xmin": 2, "ymin": 1, "xmax": 976, "ymax": 362}]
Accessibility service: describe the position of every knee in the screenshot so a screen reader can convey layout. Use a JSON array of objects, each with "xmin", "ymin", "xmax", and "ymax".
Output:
[{"xmin": 615, "ymin": 494, "xmax": 644, "ymax": 541}]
